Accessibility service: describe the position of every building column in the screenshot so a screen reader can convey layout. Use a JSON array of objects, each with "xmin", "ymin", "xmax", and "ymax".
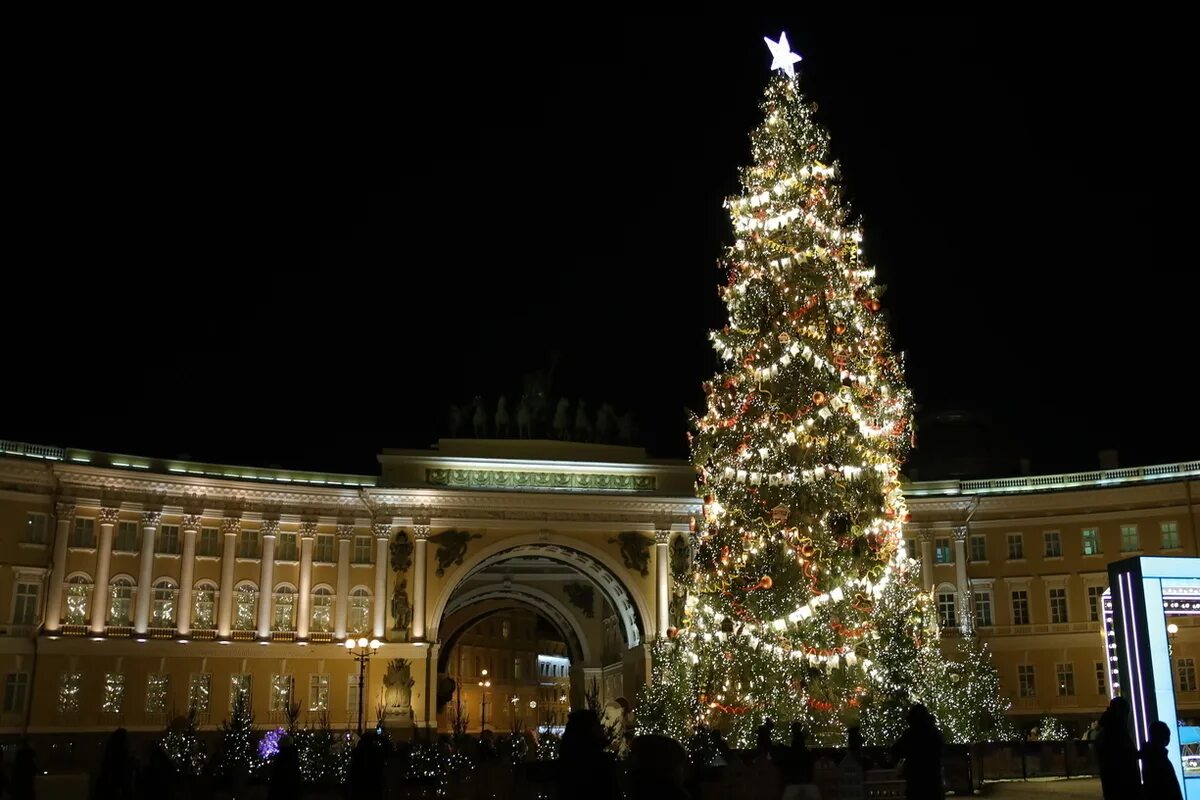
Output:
[
  {"xmin": 256, "ymin": 520, "xmax": 279, "ymax": 639},
  {"xmin": 217, "ymin": 517, "xmax": 241, "ymax": 638},
  {"xmin": 134, "ymin": 511, "xmax": 161, "ymax": 634},
  {"xmin": 334, "ymin": 524, "xmax": 354, "ymax": 640},
  {"xmin": 412, "ymin": 524, "xmax": 430, "ymax": 642},
  {"xmin": 90, "ymin": 508, "xmax": 120, "ymax": 634},
  {"xmin": 44, "ymin": 503, "xmax": 75, "ymax": 632},
  {"xmin": 919, "ymin": 531, "xmax": 935, "ymax": 592},
  {"xmin": 953, "ymin": 526, "xmax": 972, "ymax": 633},
  {"xmin": 296, "ymin": 521, "xmax": 316, "ymax": 641},
  {"xmin": 373, "ymin": 521, "xmax": 391, "ymax": 639},
  {"xmin": 655, "ymin": 529, "xmax": 671, "ymax": 639},
  {"xmin": 177, "ymin": 515, "xmax": 200, "ymax": 637}
]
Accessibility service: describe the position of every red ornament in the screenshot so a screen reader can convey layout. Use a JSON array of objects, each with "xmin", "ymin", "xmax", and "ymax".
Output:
[
  {"xmin": 834, "ymin": 322, "xmax": 846, "ymax": 335},
  {"xmin": 747, "ymin": 575, "xmax": 774, "ymax": 591},
  {"xmin": 667, "ymin": 627, "xmax": 679, "ymax": 639},
  {"xmin": 812, "ymin": 391, "xmax": 827, "ymax": 405}
]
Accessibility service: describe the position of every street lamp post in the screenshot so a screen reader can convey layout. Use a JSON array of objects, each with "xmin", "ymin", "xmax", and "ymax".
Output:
[
  {"xmin": 478, "ymin": 669, "xmax": 491, "ymax": 731},
  {"xmin": 345, "ymin": 636, "xmax": 381, "ymax": 735},
  {"xmin": 1169, "ymin": 623, "xmax": 1180, "ymax": 657}
]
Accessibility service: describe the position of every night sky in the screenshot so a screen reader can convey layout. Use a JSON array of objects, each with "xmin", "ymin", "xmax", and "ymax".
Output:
[{"xmin": 4, "ymin": 14, "xmax": 1194, "ymax": 479}]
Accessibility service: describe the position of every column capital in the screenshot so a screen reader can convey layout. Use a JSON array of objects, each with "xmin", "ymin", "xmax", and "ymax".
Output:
[
  {"xmin": 413, "ymin": 525, "xmax": 430, "ymax": 541},
  {"xmin": 56, "ymin": 502, "xmax": 76, "ymax": 519},
  {"xmin": 372, "ymin": 521, "xmax": 393, "ymax": 540},
  {"xmin": 141, "ymin": 510, "xmax": 162, "ymax": 527},
  {"xmin": 412, "ymin": 505, "xmax": 433, "ymax": 528},
  {"xmin": 98, "ymin": 507, "xmax": 122, "ymax": 525},
  {"xmin": 221, "ymin": 517, "xmax": 242, "ymax": 536},
  {"xmin": 952, "ymin": 526, "xmax": 969, "ymax": 542},
  {"xmin": 337, "ymin": 524, "xmax": 356, "ymax": 541},
  {"xmin": 260, "ymin": 519, "xmax": 280, "ymax": 538},
  {"xmin": 299, "ymin": 521, "xmax": 318, "ymax": 539},
  {"xmin": 655, "ymin": 530, "xmax": 672, "ymax": 545},
  {"xmin": 918, "ymin": 530, "xmax": 935, "ymax": 543},
  {"xmin": 181, "ymin": 514, "xmax": 203, "ymax": 533}
]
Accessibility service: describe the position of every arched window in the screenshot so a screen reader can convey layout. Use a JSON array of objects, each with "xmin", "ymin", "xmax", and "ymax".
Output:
[
  {"xmin": 108, "ymin": 577, "xmax": 135, "ymax": 625},
  {"xmin": 310, "ymin": 586, "xmax": 333, "ymax": 632},
  {"xmin": 152, "ymin": 579, "xmax": 177, "ymax": 627},
  {"xmin": 348, "ymin": 588, "xmax": 370, "ymax": 635},
  {"xmin": 273, "ymin": 585, "xmax": 296, "ymax": 631},
  {"xmin": 65, "ymin": 574, "xmax": 92, "ymax": 625},
  {"xmin": 235, "ymin": 582, "xmax": 258, "ymax": 631},
  {"xmin": 193, "ymin": 581, "xmax": 217, "ymax": 629}
]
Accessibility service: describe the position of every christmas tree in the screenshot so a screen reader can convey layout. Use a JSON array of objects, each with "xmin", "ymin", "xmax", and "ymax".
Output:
[
  {"xmin": 160, "ymin": 707, "xmax": 207, "ymax": 776},
  {"xmin": 639, "ymin": 32, "xmax": 1008, "ymax": 747},
  {"xmin": 211, "ymin": 690, "xmax": 263, "ymax": 779}
]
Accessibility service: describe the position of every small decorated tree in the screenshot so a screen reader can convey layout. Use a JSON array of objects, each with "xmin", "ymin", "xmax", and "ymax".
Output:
[{"xmin": 211, "ymin": 690, "xmax": 262, "ymax": 780}]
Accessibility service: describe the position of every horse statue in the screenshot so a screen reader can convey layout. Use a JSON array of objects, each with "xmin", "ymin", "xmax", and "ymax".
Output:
[
  {"xmin": 574, "ymin": 400, "xmax": 592, "ymax": 442},
  {"xmin": 517, "ymin": 395, "xmax": 533, "ymax": 438},
  {"xmin": 472, "ymin": 396, "xmax": 488, "ymax": 438},
  {"xmin": 494, "ymin": 395, "xmax": 511, "ymax": 437},
  {"xmin": 552, "ymin": 398, "xmax": 571, "ymax": 440}
]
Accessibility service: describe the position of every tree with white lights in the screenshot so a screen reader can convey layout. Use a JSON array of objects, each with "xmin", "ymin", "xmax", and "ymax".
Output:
[{"xmin": 639, "ymin": 33, "xmax": 1010, "ymax": 747}]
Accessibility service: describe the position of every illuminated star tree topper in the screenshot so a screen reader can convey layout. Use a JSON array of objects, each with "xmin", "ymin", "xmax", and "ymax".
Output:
[{"xmin": 764, "ymin": 31, "xmax": 802, "ymax": 78}]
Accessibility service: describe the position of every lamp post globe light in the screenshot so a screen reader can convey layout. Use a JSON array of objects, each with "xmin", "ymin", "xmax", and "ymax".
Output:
[
  {"xmin": 1168, "ymin": 622, "xmax": 1180, "ymax": 656},
  {"xmin": 346, "ymin": 636, "xmax": 381, "ymax": 735},
  {"xmin": 478, "ymin": 669, "xmax": 491, "ymax": 731}
]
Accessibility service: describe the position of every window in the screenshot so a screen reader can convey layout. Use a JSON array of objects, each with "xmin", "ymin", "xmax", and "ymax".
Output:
[
  {"xmin": 937, "ymin": 591, "xmax": 957, "ymax": 628},
  {"xmin": 102, "ymin": 674, "xmax": 125, "ymax": 714},
  {"xmin": 1007, "ymin": 533, "xmax": 1024, "ymax": 560},
  {"xmin": 1087, "ymin": 585, "xmax": 1105, "ymax": 622},
  {"xmin": 1162, "ymin": 521, "xmax": 1181, "ymax": 550},
  {"xmin": 13, "ymin": 582, "xmax": 39, "ymax": 625},
  {"xmin": 346, "ymin": 676, "xmax": 361, "ymax": 722},
  {"xmin": 1044, "ymin": 531, "xmax": 1062, "ymax": 558},
  {"xmin": 114, "ymin": 521, "xmax": 137, "ymax": 552},
  {"xmin": 502, "ymin": 620, "xmax": 511, "ymax": 639},
  {"xmin": 239, "ymin": 530, "xmax": 259, "ymax": 559},
  {"xmin": 189, "ymin": 674, "xmax": 211, "ymax": 713},
  {"xmin": 353, "ymin": 536, "xmax": 372, "ymax": 564},
  {"xmin": 348, "ymin": 589, "xmax": 370, "ymax": 635},
  {"xmin": 193, "ymin": 583, "xmax": 216, "ymax": 629},
  {"xmin": 65, "ymin": 575, "xmax": 92, "ymax": 624},
  {"xmin": 71, "ymin": 517, "xmax": 96, "ymax": 548},
  {"xmin": 59, "ymin": 672, "xmax": 82, "ymax": 713},
  {"xmin": 1049, "ymin": 587, "xmax": 1068, "ymax": 624},
  {"xmin": 235, "ymin": 585, "xmax": 257, "ymax": 630},
  {"xmin": 315, "ymin": 534, "xmax": 334, "ymax": 562},
  {"xmin": 1095, "ymin": 662, "xmax": 1107, "ymax": 695},
  {"xmin": 146, "ymin": 674, "xmax": 169, "ymax": 714},
  {"xmin": 3, "ymin": 673, "xmax": 29, "ymax": 713},
  {"xmin": 1018, "ymin": 665, "xmax": 1036, "ymax": 697},
  {"xmin": 109, "ymin": 578, "xmax": 134, "ymax": 624},
  {"xmin": 1011, "ymin": 590, "xmax": 1030, "ymax": 626},
  {"xmin": 152, "ymin": 580, "xmax": 177, "ymax": 627},
  {"xmin": 198, "ymin": 527, "xmax": 220, "ymax": 556},
  {"xmin": 277, "ymin": 533, "xmax": 297, "ymax": 561},
  {"xmin": 905, "ymin": 538, "xmax": 915, "ymax": 557},
  {"xmin": 1081, "ymin": 527, "xmax": 1101, "ymax": 556},
  {"xmin": 934, "ymin": 538, "xmax": 953, "ymax": 564},
  {"xmin": 273, "ymin": 587, "xmax": 296, "ymax": 630},
  {"xmin": 1120, "ymin": 524, "xmax": 1140, "ymax": 552},
  {"xmin": 1180, "ymin": 658, "xmax": 1198, "ymax": 693},
  {"xmin": 969, "ymin": 535, "xmax": 987, "ymax": 562},
  {"xmin": 271, "ymin": 674, "xmax": 294, "ymax": 712},
  {"xmin": 23, "ymin": 513, "xmax": 48, "ymax": 544},
  {"xmin": 157, "ymin": 524, "xmax": 180, "ymax": 555},
  {"xmin": 974, "ymin": 590, "xmax": 993, "ymax": 627},
  {"xmin": 230, "ymin": 674, "xmax": 252, "ymax": 711},
  {"xmin": 310, "ymin": 587, "xmax": 333, "ymax": 632},
  {"xmin": 309, "ymin": 675, "xmax": 329, "ymax": 712},
  {"xmin": 1055, "ymin": 663, "xmax": 1075, "ymax": 696},
  {"xmin": 514, "ymin": 658, "xmax": 523, "ymax": 680}
]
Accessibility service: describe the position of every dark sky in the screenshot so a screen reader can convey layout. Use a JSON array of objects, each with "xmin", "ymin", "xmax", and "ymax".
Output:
[{"xmin": 4, "ymin": 13, "xmax": 1194, "ymax": 479}]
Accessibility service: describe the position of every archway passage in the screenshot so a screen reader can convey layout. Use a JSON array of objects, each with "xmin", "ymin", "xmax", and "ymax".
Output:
[{"xmin": 436, "ymin": 551, "xmax": 649, "ymax": 733}]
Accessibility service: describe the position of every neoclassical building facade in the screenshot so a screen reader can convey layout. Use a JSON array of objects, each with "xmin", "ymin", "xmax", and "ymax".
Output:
[{"xmin": 0, "ymin": 436, "xmax": 1197, "ymax": 740}]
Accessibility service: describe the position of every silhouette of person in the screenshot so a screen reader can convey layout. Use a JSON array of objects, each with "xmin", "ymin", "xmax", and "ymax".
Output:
[
  {"xmin": 1140, "ymin": 720, "xmax": 1184, "ymax": 800},
  {"xmin": 628, "ymin": 734, "xmax": 691, "ymax": 800},
  {"xmin": 1096, "ymin": 696, "xmax": 1140, "ymax": 800},
  {"xmin": 92, "ymin": 728, "xmax": 136, "ymax": 800},
  {"xmin": 890, "ymin": 703, "xmax": 944, "ymax": 800},
  {"xmin": 268, "ymin": 735, "xmax": 302, "ymax": 800},
  {"xmin": 12, "ymin": 740, "xmax": 37, "ymax": 800},
  {"xmin": 779, "ymin": 723, "xmax": 818, "ymax": 800},
  {"xmin": 349, "ymin": 730, "xmax": 388, "ymax": 799},
  {"xmin": 556, "ymin": 709, "xmax": 618, "ymax": 800}
]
